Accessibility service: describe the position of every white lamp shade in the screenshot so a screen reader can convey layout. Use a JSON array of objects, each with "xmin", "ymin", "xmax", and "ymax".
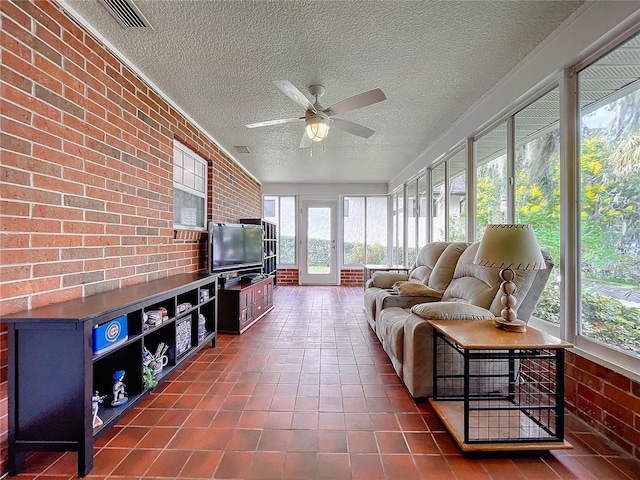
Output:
[
  {"xmin": 474, "ymin": 224, "xmax": 546, "ymax": 270},
  {"xmin": 305, "ymin": 118, "xmax": 330, "ymax": 141}
]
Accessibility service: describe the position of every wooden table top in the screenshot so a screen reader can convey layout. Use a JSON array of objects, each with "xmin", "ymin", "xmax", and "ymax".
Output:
[{"xmin": 428, "ymin": 319, "xmax": 573, "ymax": 350}]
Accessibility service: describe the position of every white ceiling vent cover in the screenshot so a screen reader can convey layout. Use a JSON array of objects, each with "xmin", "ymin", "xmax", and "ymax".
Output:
[{"xmin": 99, "ymin": 0, "xmax": 152, "ymax": 28}]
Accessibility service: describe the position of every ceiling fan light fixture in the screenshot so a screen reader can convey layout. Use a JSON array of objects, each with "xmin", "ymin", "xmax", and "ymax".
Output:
[{"xmin": 305, "ymin": 115, "xmax": 330, "ymax": 142}]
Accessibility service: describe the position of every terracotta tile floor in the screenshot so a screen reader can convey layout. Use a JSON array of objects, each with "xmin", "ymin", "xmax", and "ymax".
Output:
[{"xmin": 14, "ymin": 286, "xmax": 640, "ymax": 479}]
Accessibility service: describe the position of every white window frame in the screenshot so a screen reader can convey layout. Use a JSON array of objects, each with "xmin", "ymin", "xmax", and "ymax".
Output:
[
  {"xmin": 263, "ymin": 195, "xmax": 297, "ymax": 267},
  {"xmin": 341, "ymin": 195, "xmax": 390, "ymax": 267},
  {"xmin": 173, "ymin": 140, "xmax": 207, "ymax": 230}
]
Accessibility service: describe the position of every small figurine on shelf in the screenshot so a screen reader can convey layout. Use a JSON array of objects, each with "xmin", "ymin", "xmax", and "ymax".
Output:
[
  {"xmin": 111, "ymin": 370, "xmax": 128, "ymax": 406},
  {"xmin": 92, "ymin": 390, "xmax": 106, "ymax": 428}
]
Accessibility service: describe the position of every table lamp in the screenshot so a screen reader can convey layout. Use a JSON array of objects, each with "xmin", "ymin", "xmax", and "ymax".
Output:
[{"xmin": 474, "ymin": 224, "xmax": 546, "ymax": 332}]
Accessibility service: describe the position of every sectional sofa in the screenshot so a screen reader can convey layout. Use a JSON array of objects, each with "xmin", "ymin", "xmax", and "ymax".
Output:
[{"xmin": 363, "ymin": 241, "xmax": 553, "ymax": 398}]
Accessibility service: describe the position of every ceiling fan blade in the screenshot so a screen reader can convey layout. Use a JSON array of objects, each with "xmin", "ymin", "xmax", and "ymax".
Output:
[
  {"xmin": 330, "ymin": 118, "xmax": 375, "ymax": 138},
  {"xmin": 273, "ymin": 80, "xmax": 315, "ymax": 112},
  {"xmin": 299, "ymin": 132, "xmax": 312, "ymax": 149},
  {"xmin": 324, "ymin": 88, "xmax": 386, "ymax": 116},
  {"xmin": 245, "ymin": 117, "xmax": 301, "ymax": 128}
]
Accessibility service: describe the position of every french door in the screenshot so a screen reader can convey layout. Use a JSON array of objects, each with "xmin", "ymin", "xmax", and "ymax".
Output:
[{"xmin": 300, "ymin": 199, "xmax": 338, "ymax": 285}]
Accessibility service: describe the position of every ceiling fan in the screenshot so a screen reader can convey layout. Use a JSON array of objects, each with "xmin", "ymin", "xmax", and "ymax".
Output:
[{"xmin": 245, "ymin": 80, "xmax": 386, "ymax": 148}]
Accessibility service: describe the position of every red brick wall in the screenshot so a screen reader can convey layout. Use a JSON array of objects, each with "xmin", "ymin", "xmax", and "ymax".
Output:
[
  {"xmin": 0, "ymin": 0, "xmax": 261, "ymax": 474},
  {"xmin": 341, "ymin": 268, "xmax": 365, "ymax": 286},
  {"xmin": 275, "ymin": 268, "xmax": 365, "ymax": 286},
  {"xmin": 276, "ymin": 268, "xmax": 299, "ymax": 286},
  {"xmin": 565, "ymin": 351, "xmax": 640, "ymax": 460}
]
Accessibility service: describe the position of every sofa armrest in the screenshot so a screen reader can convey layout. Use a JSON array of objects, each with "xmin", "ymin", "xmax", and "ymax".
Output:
[
  {"xmin": 377, "ymin": 292, "xmax": 441, "ymax": 312},
  {"xmin": 369, "ymin": 271, "xmax": 409, "ymax": 289},
  {"xmin": 402, "ymin": 313, "xmax": 436, "ymax": 398},
  {"xmin": 410, "ymin": 302, "xmax": 495, "ymax": 321}
]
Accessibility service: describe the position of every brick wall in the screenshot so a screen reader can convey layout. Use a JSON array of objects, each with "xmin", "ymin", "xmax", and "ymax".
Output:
[
  {"xmin": 0, "ymin": 0, "xmax": 261, "ymax": 474},
  {"xmin": 275, "ymin": 268, "xmax": 365, "ymax": 287},
  {"xmin": 565, "ymin": 351, "xmax": 640, "ymax": 460},
  {"xmin": 276, "ymin": 268, "xmax": 299, "ymax": 286},
  {"xmin": 340, "ymin": 268, "xmax": 364, "ymax": 286}
]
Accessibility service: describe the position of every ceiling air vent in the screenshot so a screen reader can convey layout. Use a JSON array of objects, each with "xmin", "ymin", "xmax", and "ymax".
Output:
[
  {"xmin": 234, "ymin": 146, "xmax": 251, "ymax": 154},
  {"xmin": 99, "ymin": 0, "xmax": 151, "ymax": 28}
]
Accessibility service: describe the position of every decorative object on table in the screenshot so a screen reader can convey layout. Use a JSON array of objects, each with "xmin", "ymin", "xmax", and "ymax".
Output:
[
  {"xmin": 92, "ymin": 391, "xmax": 106, "ymax": 428},
  {"xmin": 175, "ymin": 317, "xmax": 192, "ymax": 356},
  {"xmin": 111, "ymin": 370, "xmax": 128, "ymax": 406},
  {"xmin": 474, "ymin": 224, "xmax": 546, "ymax": 332}
]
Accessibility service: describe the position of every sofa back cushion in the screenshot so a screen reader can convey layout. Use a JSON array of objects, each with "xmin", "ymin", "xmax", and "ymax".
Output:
[
  {"xmin": 441, "ymin": 243, "xmax": 502, "ymax": 309},
  {"xmin": 408, "ymin": 242, "xmax": 451, "ymax": 285},
  {"xmin": 427, "ymin": 242, "xmax": 469, "ymax": 292}
]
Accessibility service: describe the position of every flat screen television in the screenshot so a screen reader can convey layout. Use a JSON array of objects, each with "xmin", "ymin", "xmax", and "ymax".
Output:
[{"xmin": 209, "ymin": 222, "xmax": 263, "ymax": 273}]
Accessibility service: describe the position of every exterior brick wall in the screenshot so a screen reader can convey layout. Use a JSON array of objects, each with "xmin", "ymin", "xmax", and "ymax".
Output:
[
  {"xmin": 340, "ymin": 268, "xmax": 365, "ymax": 286},
  {"xmin": 565, "ymin": 351, "xmax": 640, "ymax": 460},
  {"xmin": 0, "ymin": 0, "xmax": 261, "ymax": 474}
]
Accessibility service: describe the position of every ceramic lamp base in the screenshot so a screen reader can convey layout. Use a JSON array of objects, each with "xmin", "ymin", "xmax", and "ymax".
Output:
[{"xmin": 493, "ymin": 317, "xmax": 526, "ymax": 333}]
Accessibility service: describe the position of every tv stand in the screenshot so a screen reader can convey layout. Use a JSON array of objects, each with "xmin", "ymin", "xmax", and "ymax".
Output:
[{"xmin": 218, "ymin": 275, "xmax": 274, "ymax": 334}]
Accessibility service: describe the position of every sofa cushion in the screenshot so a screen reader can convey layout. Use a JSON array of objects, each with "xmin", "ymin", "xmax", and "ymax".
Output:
[
  {"xmin": 407, "ymin": 241, "xmax": 451, "ymax": 284},
  {"xmin": 441, "ymin": 243, "xmax": 502, "ymax": 310},
  {"xmin": 369, "ymin": 271, "xmax": 410, "ymax": 289},
  {"xmin": 392, "ymin": 281, "xmax": 443, "ymax": 298},
  {"xmin": 410, "ymin": 302, "xmax": 495, "ymax": 321},
  {"xmin": 428, "ymin": 242, "xmax": 469, "ymax": 292}
]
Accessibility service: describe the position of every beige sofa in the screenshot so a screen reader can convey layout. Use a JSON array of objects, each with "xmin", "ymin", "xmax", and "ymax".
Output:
[{"xmin": 364, "ymin": 241, "xmax": 553, "ymax": 398}]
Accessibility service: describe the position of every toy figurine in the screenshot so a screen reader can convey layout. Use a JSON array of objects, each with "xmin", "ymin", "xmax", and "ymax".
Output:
[
  {"xmin": 111, "ymin": 370, "xmax": 128, "ymax": 406},
  {"xmin": 92, "ymin": 390, "xmax": 106, "ymax": 428}
]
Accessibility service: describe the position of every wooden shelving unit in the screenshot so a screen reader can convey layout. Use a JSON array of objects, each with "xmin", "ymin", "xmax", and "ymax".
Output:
[
  {"xmin": 240, "ymin": 218, "xmax": 277, "ymax": 286},
  {"xmin": 4, "ymin": 273, "xmax": 218, "ymax": 477}
]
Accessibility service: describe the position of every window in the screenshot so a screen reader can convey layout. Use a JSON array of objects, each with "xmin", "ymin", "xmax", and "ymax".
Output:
[
  {"xmin": 432, "ymin": 163, "xmax": 446, "ymax": 241},
  {"xmin": 406, "ymin": 180, "xmax": 418, "ymax": 265},
  {"xmin": 448, "ymin": 150, "xmax": 466, "ymax": 241},
  {"xmin": 173, "ymin": 140, "xmax": 207, "ymax": 229},
  {"xmin": 263, "ymin": 195, "xmax": 296, "ymax": 265},
  {"xmin": 577, "ymin": 34, "xmax": 640, "ymax": 359},
  {"xmin": 343, "ymin": 196, "xmax": 388, "ymax": 265},
  {"xmin": 417, "ymin": 175, "xmax": 428, "ymax": 249},
  {"xmin": 515, "ymin": 87, "xmax": 561, "ymax": 325},
  {"xmin": 392, "ymin": 191, "xmax": 404, "ymax": 264},
  {"xmin": 475, "ymin": 121, "xmax": 508, "ymax": 239}
]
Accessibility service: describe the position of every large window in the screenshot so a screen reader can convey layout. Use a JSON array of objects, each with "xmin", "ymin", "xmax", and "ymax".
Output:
[
  {"xmin": 392, "ymin": 190, "xmax": 404, "ymax": 264},
  {"xmin": 263, "ymin": 195, "xmax": 296, "ymax": 265},
  {"xmin": 448, "ymin": 150, "xmax": 466, "ymax": 241},
  {"xmin": 430, "ymin": 150, "xmax": 466, "ymax": 242},
  {"xmin": 417, "ymin": 175, "xmax": 428, "ymax": 249},
  {"xmin": 432, "ymin": 163, "xmax": 446, "ymax": 241},
  {"xmin": 475, "ymin": 121, "xmax": 508, "ymax": 239},
  {"xmin": 173, "ymin": 140, "xmax": 207, "ymax": 229},
  {"xmin": 577, "ymin": 34, "xmax": 640, "ymax": 359},
  {"xmin": 515, "ymin": 87, "xmax": 561, "ymax": 325},
  {"xmin": 406, "ymin": 180, "xmax": 418, "ymax": 265},
  {"xmin": 343, "ymin": 196, "xmax": 388, "ymax": 265}
]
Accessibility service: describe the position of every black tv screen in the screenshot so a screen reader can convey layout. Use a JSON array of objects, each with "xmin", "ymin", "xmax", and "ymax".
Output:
[{"xmin": 209, "ymin": 223, "xmax": 263, "ymax": 272}]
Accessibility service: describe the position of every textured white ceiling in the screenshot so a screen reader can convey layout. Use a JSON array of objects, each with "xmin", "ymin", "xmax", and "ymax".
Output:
[{"xmin": 62, "ymin": 0, "xmax": 583, "ymax": 185}]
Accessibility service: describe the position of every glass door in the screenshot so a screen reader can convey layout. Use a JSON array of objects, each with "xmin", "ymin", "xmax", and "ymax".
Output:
[{"xmin": 300, "ymin": 200, "xmax": 338, "ymax": 285}]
